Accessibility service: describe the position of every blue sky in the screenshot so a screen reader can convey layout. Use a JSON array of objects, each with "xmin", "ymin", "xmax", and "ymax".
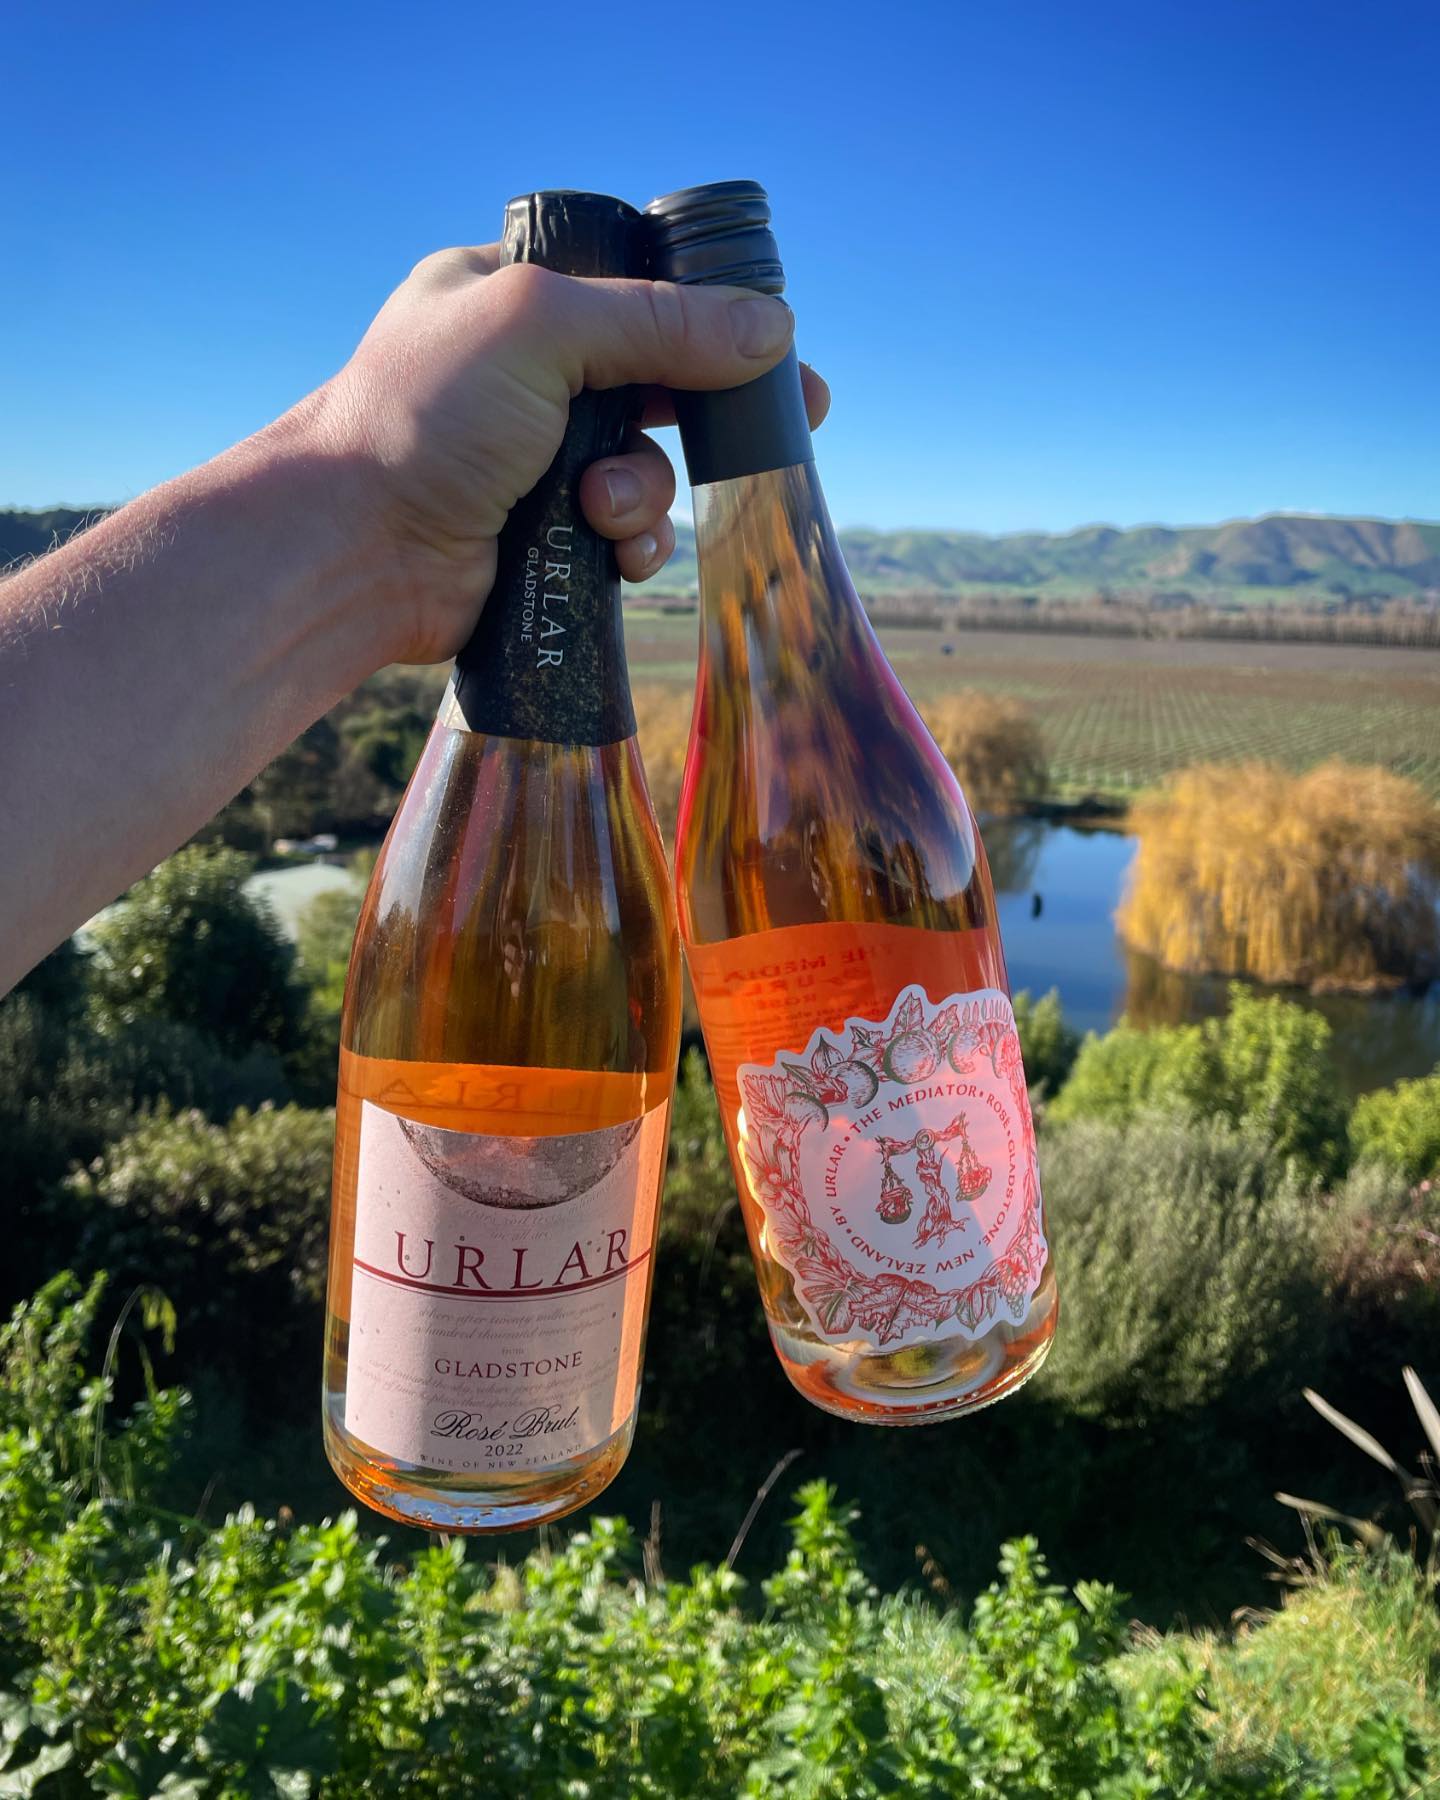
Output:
[{"xmin": 3, "ymin": 0, "xmax": 1436, "ymax": 533}]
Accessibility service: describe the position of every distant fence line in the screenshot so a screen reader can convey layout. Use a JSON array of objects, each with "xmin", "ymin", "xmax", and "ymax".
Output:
[{"xmin": 861, "ymin": 596, "xmax": 1440, "ymax": 648}]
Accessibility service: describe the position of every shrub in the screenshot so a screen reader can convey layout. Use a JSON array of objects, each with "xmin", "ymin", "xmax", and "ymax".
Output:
[
  {"xmin": 1036, "ymin": 1113, "xmax": 1319, "ymax": 1420},
  {"xmin": 0, "ymin": 1277, "xmax": 1429, "ymax": 1797},
  {"xmin": 1011, "ymin": 987, "xmax": 1081, "ymax": 1096},
  {"xmin": 286, "ymin": 883, "xmax": 365, "ymax": 1103},
  {"xmin": 249, "ymin": 717, "xmax": 343, "ymax": 840},
  {"xmin": 63, "ymin": 1104, "xmax": 334, "ymax": 1371},
  {"xmin": 1313, "ymin": 1162, "xmax": 1440, "ymax": 1401},
  {"xmin": 919, "ymin": 689, "xmax": 1049, "ymax": 814},
  {"xmin": 1118, "ymin": 760, "xmax": 1440, "ymax": 990},
  {"xmin": 1350, "ymin": 1068, "xmax": 1440, "ymax": 1184},
  {"xmin": 0, "ymin": 981, "xmax": 289, "ymax": 1310},
  {"xmin": 88, "ymin": 844, "xmax": 304, "ymax": 1057},
  {"xmin": 1137, "ymin": 1546, "xmax": 1440, "ymax": 1780},
  {"xmin": 1050, "ymin": 985, "xmax": 1348, "ymax": 1180}
]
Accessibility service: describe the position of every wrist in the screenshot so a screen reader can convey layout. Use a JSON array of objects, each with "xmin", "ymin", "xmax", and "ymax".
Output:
[
  {"xmin": 267, "ymin": 373, "xmax": 498, "ymax": 668},
  {"xmin": 211, "ymin": 388, "xmax": 415, "ymax": 681}
]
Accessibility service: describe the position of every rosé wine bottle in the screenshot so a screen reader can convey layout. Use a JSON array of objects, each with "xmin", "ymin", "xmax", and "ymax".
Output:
[
  {"xmin": 322, "ymin": 193, "xmax": 679, "ymax": 1530},
  {"xmin": 646, "ymin": 181, "xmax": 1056, "ymax": 1424}
]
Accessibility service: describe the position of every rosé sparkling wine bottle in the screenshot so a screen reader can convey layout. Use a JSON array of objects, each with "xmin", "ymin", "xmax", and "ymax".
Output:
[
  {"xmin": 646, "ymin": 181, "xmax": 1056, "ymax": 1424},
  {"xmin": 322, "ymin": 193, "xmax": 680, "ymax": 1531}
]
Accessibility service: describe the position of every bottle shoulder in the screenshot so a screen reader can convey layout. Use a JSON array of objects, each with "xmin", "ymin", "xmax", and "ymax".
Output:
[
  {"xmin": 677, "ymin": 672, "xmax": 984, "ymax": 937},
  {"xmin": 344, "ymin": 723, "xmax": 678, "ymax": 1073}
]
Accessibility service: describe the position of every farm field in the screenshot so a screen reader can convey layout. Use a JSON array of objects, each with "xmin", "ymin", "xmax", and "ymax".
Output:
[{"xmin": 625, "ymin": 610, "xmax": 1440, "ymax": 799}]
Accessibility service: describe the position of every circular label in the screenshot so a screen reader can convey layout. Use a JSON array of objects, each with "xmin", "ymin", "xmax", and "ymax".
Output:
[{"xmin": 737, "ymin": 986, "xmax": 1046, "ymax": 1349}]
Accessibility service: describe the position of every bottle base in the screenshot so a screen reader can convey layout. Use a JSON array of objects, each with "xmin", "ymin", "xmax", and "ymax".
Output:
[
  {"xmin": 769, "ymin": 1281, "xmax": 1058, "ymax": 1426},
  {"xmin": 322, "ymin": 1397, "xmax": 636, "ymax": 1533}
]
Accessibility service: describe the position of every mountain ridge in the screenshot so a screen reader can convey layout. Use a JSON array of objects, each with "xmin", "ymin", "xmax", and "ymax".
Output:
[
  {"xmin": 666, "ymin": 512, "xmax": 1440, "ymax": 600},
  {"xmin": 5, "ymin": 506, "xmax": 1438, "ymax": 603}
]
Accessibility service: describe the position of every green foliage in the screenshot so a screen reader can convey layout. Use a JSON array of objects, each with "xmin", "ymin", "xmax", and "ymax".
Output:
[
  {"xmin": 1037, "ymin": 1114, "xmax": 1318, "ymax": 1420},
  {"xmin": 0, "ymin": 977, "xmax": 289, "ymax": 1305},
  {"xmin": 1153, "ymin": 1545, "xmax": 1440, "ymax": 1781},
  {"xmin": 88, "ymin": 845, "xmax": 303, "ymax": 1057},
  {"xmin": 1050, "ymin": 985, "xmax": 1349, "ymax": 1180},
  {"xmin": 1217, "ymin": 986, "xmax": 1350, "ymax": 1178},
  {"xmin": 1012, "ymin": 987, "xmax": 1082, "ymax": 1096},
  {"xmin": 286, "ymin": 885, "xmax": 364, "ymax": 1104},
  {"xmin": 0, "ymin": 1281, "xmax": 1428, "ymax": 1796},
  {"xmin": 293, "ymin": 888, "xmax": 362, "ymax": 1017},
  {"xmin": 63, "ymin": 1104, "xmax": 334, "ymax": 1369},
  {"xmin": 250, "ymin": 718, "xmax": 342, "ymax": 840},
  {"xmin": 1315, "ymin": 1162, "xmax": 1440, "ymax": 1390},
  {"xmin": 1350, "ymin": 1068, "xmax": 1440, "ymax": 1184},
  {"xmin": 209, "ymin": 667, "xmax": 443, "ymax": 845},
  {"xmin": 339, "ymin": 697, "xmax": 430, "ymax": 793}
]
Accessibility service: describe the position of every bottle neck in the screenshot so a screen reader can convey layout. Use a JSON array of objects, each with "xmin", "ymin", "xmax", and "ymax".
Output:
[
  {"xmin": 446, "ymin": 388, "xmax": 636, "ymax": 747},
  {"xmin": 692, "ymin": 461, "xmax": 875, "ymax": 697},
  {"xmin": 674, "ymin": 346, "xmax": 813, "ymax": 485}
]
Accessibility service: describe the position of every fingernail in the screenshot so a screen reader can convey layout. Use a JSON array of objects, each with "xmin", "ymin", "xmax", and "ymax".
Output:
[
  {"xmin": 633, "ymin": 531, "xmax": 659, "ymax": 568},
  {"xmin": 604, "ymin": 467, "xmax": 643, "ymax": 517},
  {"xmin": 731, "ymin": 296, "xmax": 792, "ymax": 357}
]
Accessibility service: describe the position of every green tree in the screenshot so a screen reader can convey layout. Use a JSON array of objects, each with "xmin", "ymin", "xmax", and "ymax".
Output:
[
  {"xmin": 249, "ymin": 717, "xmax": 342, "ymax": 840},
  {"xmin": 1350, "ymin": 1068, "xmax": 1440, "ymax": 1185},
  {"xmin": 88, "ymin": 845, "xmax": 304, "ymax": 1057},
  {"xmin": 339, "ymin": 699, "xmax": 430, "ymax": 791},
  {"xmin": 1011, "ymin": 987, "xmax": 1081, "ymax": 1097},
  {"xmin": 1050, "ymin": 986, "xmax": 1347, "ymax": 1180},
  {"xmin": 285, "ymin": 883, "xmax": 364, "ymax": 1102}
]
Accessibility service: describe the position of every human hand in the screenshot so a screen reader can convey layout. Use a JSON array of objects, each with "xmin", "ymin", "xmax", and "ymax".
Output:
[{"xmin": 308, "ymin": 244, "xmax": 830, "ymax": 665}]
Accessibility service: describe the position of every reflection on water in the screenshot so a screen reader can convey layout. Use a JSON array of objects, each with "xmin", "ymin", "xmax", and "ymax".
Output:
[
  {"xmin": 986, "ymin": 819, "xmax": 1440, "ymax": 1096},
  {"xmin": 251, "ymin": 833, "xmax": 1440, "ymax": 1099},
  {"xmin": 983, "ymin": 817, "xmax": 1046, "ymax": 895},
  {"xmin": 244, "ymin": 861, "xmax": 358, "ymax": 936}
]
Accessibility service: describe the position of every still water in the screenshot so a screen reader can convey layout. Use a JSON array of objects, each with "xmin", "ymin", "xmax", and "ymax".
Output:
[
  {"xmin": 248, "ymin": 829, "xmax": 1440, "ymax": 1099},
  {"xmin": 986, "ymin": 819, "xmax": 1440, "ymax": 1096},
  {"xmin": 244, "ymin": 861, "xmax": 357, "ymax": 936}
]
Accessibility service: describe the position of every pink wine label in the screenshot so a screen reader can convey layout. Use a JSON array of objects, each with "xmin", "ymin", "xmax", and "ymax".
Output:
[
  {"xmin": 345, "ymin": 1100, "xmax": 667, "ymax": 1474},
  {"xmin": 737, "ymin": 986, "xmax": 1046, "ymax": 1351}
]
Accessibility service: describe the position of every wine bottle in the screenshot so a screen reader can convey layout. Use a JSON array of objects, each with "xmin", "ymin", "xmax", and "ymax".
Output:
[
  {"xmin": 646, "ymin": 181, "xmax": 1056, "ymax": 1423},
  {"xmin": 322, "ymin": 192, "xmax": 680, "ymax": 1531}
]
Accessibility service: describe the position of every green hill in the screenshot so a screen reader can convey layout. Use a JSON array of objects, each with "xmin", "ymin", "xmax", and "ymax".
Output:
[
  {"xmin": 660, "ymin": 512, "xmax": 1440, "ymax": 602},
  {"xmin": 0, "ymin": 507, "xmax": 107, "ymax": 566},
  {"xmin": 6, "ymin": 505, "xmax": 1439, "ymax": 604}
]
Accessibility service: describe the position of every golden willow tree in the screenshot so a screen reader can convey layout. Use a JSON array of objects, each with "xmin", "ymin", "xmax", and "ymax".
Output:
[
  {"xmin": 920, "ymin": 692, "xmax": 1048, "ymax": 816},
  {"xmin": 1118, "ymin": 761, "xmax": 1440, "ymax": 990},
  {"xmin": 632, "ymin": 683, "xmax": 1049, "ymax": 844}
]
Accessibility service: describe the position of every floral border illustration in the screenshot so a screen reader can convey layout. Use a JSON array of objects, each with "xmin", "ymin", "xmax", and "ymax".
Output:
[{"xmin": 739, "ymin": 988, "xmax": 1047, "ymax": 1347}]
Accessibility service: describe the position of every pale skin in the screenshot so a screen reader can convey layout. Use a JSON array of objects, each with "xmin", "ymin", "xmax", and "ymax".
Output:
[{"xmin": 0, "ymin": 245, "xmax": 829, "ymax": 996}]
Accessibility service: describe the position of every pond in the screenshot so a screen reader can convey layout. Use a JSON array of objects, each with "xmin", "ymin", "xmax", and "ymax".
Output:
[
  {"xmin": 244, "ymin": 860, "xmax": 358, "ymax": 936},
  {"xmin": 250, "ymin": 828, "xmax": 1440, "ymax": 1098},
  {"xmin": 986, "ymin": 819, "xmax": 1440, "ymax": 1096}
]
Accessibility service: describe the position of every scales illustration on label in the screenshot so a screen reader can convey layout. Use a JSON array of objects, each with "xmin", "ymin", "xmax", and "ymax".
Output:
[{"xmin": 737, "ymin": 986, "xmax": 1047, "ymax": 1350}]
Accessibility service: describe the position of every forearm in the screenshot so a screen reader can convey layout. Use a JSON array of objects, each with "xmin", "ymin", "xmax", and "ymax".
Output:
[{"xmin": 0, "ymin": 398, "xmax": 396, "ymax": 994}]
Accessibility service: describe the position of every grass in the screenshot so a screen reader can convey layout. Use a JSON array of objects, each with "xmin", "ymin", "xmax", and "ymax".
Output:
[
  {"xmin": 623, "ymin": 613, "xmax": 1440, "ymax": 801},
  {"xmin": 1133, "ymin": 1549, "xmax": 1440, "ymax": 1767}
]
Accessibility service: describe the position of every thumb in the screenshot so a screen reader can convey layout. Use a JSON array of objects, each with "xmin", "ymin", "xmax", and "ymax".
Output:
[{"xmin": 497, "ymin": 264, "xmax": 796, "ymax": 395}]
